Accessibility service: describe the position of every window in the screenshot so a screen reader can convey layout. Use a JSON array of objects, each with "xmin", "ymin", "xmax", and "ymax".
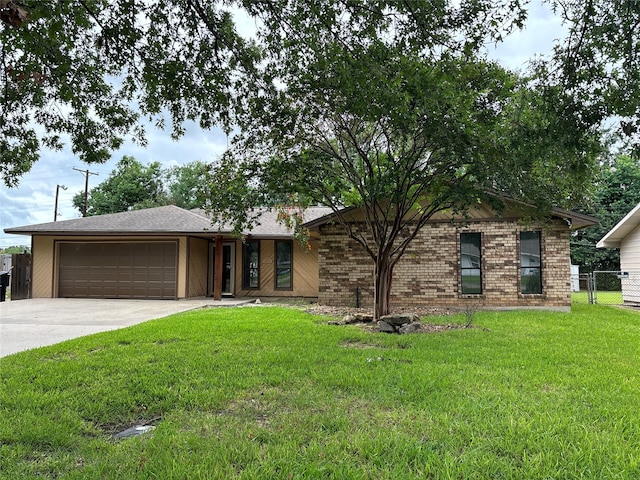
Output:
[
  {"xmin": 460, "ymin": 233, "xmax": 482, "ymax": 294},
  {"xmin": 520, "ymin": 231, "xmax": 542, "ymax": 294},
  {"xmin": 275, "ymin": 240, "xmax": 293, "ymax": 289},
  {"xmin": 243, "ymin": 240, "xmax": 260, "ymax": 289}
]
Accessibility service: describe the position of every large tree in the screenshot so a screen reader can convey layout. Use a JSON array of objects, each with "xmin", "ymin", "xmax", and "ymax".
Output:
[
  {"xmin": 203, "ymin": 2, "xmax": 601, "ymax": 319},
  {"xmin": 1, "ymin": 1, "xmax": 638, "ymax": 184},
  {"xmin": 165, "ymin": 161, "xmax": 209, "ymax": 210},
  {"xmin": 540, "ymin": 0, "xmax": 640, "ymax": 153},
  {"xmin": 571, "ymin": 155, "xmax": 640, "ymax": 271},
  {"xmin": 0, "ymin": 0, "xmax": 258, "ymax": 186},
  {"xmin": 2, "ymin": 1, "xmax": 630, "ymax": 317}
]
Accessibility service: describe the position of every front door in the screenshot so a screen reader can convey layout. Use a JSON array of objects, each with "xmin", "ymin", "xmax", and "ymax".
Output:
[{"xmin": 209, "ymin": 242, "xmax": 235, "ymax": 296}]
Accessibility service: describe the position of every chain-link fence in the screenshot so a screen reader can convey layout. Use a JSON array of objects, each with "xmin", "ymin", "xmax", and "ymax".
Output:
[{"xmin": 571, "ymin": 270, "xmax": 640, "ymax": 305}]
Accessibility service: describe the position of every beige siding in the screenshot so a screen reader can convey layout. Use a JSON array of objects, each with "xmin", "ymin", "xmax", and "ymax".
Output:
[
  {"xmin": 620, "ymin": 225, "xmax": 640, "ymax": 270},
  {"xmin": 619, "ymin": 226, "xmax": 640, "ymax": 303},
  {"xmin": 176, "ymin": 238, "xmax": 187, "ymax": 298},
  {"xmin": 235, "ymin": 238, "xmax": 319, "ymax": 298},
  {"xmin": 32, "ymin": 236, "xmax": 55, "ymax": 298},
  {"xmin": 188, "ymin": 237, "xmax": 209, "ymax": 297},
  {"xmin": 31, "ymin": 234, "xmax": 319, "ymax": 300},
  {"xmin": 318, "ymin": 219, "xmax": 572, "ymax": 310}
]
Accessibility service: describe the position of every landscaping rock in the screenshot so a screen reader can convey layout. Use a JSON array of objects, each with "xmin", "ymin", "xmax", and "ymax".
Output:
[
  {"xmin": 354, "ymin": 313, "xmax": 374, "ymax": 323},
  {"xmin": 380, "ymin": 313, "xmax": 419, "ymax": 326},
  {"xmin": 377, "ymin": 320, "xmax": 397, "ymax": 333},
  {"xmin": 343, "ymin": 313, "xmax": 374, "ymax": 324},
  {"xmin": 342, "ymin": 314, "xmax": 359, "ymax": 324},
  {"xmin": 399, "ymin": 322, "xmax": 422, "ymax": 334}
]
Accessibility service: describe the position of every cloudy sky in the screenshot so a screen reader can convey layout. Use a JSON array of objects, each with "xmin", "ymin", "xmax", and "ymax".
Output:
[{"xmin": 0, "ymin": 1, "xmax": 564, "ymax": 248}]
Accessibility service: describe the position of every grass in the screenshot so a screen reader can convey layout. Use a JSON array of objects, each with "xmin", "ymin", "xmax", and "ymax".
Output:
[{"xmin": 1, "ymin": 304, "xmax": 640, "ymax": 479}]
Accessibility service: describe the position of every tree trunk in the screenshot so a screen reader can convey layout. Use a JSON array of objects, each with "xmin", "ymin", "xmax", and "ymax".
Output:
[{"xmin": 373, "ymin": 254, "xmax": 393, "ymax": 321}]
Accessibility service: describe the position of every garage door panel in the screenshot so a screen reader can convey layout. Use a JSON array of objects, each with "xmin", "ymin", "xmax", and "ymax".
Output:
[
  {"xmin": 147, "ymin": 272, "xmax": 165, "ymax": 282},
  {"xmin": 58, "ymin": 242, "xmax": 177, "ymax": 299},
  {"xmin": 102, "ymin": 256, "xmax": 119, "ymax": 267}
]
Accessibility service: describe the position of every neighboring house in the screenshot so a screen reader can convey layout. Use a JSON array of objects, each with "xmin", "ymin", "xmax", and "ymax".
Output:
[
  {"xmin": 597, "ymin": 202, "xmax": 640, "ymax": 304},
  {"xmin": 5, "ymin": 200, "xmax": 596, "ymax": 310}
]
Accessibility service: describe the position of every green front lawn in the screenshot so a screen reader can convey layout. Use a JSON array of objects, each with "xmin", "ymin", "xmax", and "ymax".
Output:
[{"xmin": 1, "ymin": 304, "xmax": 640, "ymax": 479}]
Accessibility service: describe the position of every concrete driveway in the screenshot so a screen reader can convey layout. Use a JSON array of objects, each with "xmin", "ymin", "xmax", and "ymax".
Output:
[{"xmin": 0, "ymin": 297, "xmax": 251, "ymax": 357}]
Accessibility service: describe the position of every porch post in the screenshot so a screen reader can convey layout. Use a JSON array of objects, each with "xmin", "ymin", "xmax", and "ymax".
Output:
[{"xmin": 213, "ymin": 235, "xmax": 223, "ymax": 300}]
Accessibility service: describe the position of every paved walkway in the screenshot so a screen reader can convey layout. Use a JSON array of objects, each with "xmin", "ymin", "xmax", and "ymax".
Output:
[{"xmin": 0, "ymin": 297, "xmax": 253, "ymax": 357}]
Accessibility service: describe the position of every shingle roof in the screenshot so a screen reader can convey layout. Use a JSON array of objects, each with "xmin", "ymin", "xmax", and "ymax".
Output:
[{"xmin": 4, "ymin": 205, "xmax": 334, "ymax": 237}]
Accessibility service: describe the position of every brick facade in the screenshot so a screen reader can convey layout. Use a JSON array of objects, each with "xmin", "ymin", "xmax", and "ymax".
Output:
[{"xmin": 318, "ymin": 218, "xmax": 571, "ymax": 310}]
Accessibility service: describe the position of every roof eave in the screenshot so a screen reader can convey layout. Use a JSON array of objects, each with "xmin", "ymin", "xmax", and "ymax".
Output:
[
  {"xmin": 596, "ymin": 202, "xmax": 640, "ymax": 249},
  {"xmin": 3, "ymin": 229, "xmax": 231, "ymax": 236},
  {"xmin": 549, "ymin": 207, "xmax": 599, "ymax": 231}
]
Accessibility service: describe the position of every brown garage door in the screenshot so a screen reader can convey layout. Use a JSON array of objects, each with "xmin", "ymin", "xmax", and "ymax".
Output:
[{"xmin": 58, "ymin": 242, "xmax": 177, "ymax": 299}]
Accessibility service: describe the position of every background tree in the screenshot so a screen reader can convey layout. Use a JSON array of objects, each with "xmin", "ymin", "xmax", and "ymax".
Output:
[
  {"xmin": 165, "ymin": 161, "xmax": 209, "ymax": 210},
  {"xmin": 0, "ymin": 245, "xmax": 30, "ymax": 254},
  {"xmin": 204, "ymin": 2, "xmax": 601, "ymax": 319},
  {"xmin": 571, "ymin": 155, "xmax": 640, "ymax": 271},
  {"xmin": 73, "ymin": 156, "xmax": 166, "ymax": 216},
  {"xmin": 71, "ymin": 158, "xmax": 209, "ymax": 215}
]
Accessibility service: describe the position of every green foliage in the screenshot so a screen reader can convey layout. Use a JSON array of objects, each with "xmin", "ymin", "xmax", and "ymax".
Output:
[
  {"xmin": 0, "ymin": 0, "xmax": 258, "ymax": 187},
  {"xmin": 571, "ymin": 155, "xmax": 640, "ymax": 271},
  {"xmin": 0, "ymin": 246, "xmax": 29, "ymax": 254},
  {"xmin": 72, "ymin": 157, "xmax": 209, "ymax": 216},
  {"xmin": 2, "ymin": 0, "xmax": 636, "ymax": 191},
  {"xmin": 541, "ymin": 0, "xmax": 640, "ymax": 154},
  {"xmin": 1, "ymin": 304, "xmax": 640, "ymax": 478},
  {"xmin": 73, "ymin": 156, "xmax": 166, "ymax": 216},
  {"xmin": 164, "ymin": 161, "xmax": 209, "ymax": 210}
]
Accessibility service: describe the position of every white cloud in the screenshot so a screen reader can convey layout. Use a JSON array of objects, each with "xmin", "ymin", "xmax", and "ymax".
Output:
[{"xmin": 486, "ymin": 1, "xmax": 566, "ymax": 71}]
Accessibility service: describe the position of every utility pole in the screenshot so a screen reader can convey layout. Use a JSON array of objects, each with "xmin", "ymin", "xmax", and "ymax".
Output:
[
  {"xmin": 73, "ymin": 167, "xmax": 98, "ymax": 217},
  {"xmin": 53, "ymin": 184, "xmax": 67, "ymax": 221}
]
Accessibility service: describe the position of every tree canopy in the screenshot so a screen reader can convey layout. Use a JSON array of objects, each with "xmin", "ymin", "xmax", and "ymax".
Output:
[
  {"xmin": 541, "ymin": 0, "xmax": 640, "ymax": 154},
  {"xmin": 4, "ymin": 1, "xmax": 637, "ymax": 188},
  {"xmin": 0, "ymin": 0, "xmax": 258, "ymax": 187},
  {"xmin": 73, "ymin": 156, "xmax": 165, "ymax": 216},
  {"xmin": 571, "ymin": 155, "xmax": 640, "ymax": 271},
  {"xmin": 73, "ymin": 156, "xmax": 207, "ymax": 216},
  {"xmin": 165, "ymin": 161, "xmax": 210, "ymax": 210}
]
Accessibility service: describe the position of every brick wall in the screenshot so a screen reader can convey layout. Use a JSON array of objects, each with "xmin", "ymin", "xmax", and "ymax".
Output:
[{"xmin": 318, "ymin": 219, "xmax": 571, "ymax": 309}]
